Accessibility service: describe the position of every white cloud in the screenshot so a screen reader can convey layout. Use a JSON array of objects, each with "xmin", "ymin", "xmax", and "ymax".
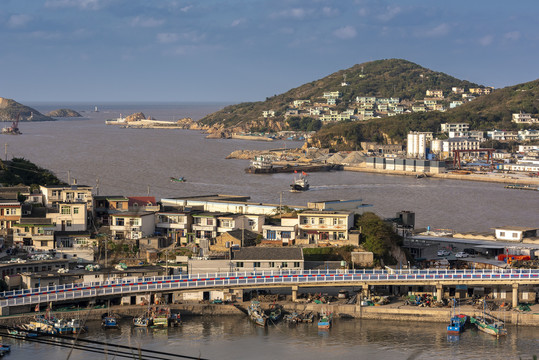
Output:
[
  {"xmin": 231, "ymin": 18, "xmax": 245, "ymax": 27},
  {"xmin": 44, "ymin": 0, "xmax": 102, "ymax": 10},
  {"xmin": 423, "ymin": 23, "xmax": 450, "ymax": 38},
  {"xmin": 479, "ymin": 35, "xmax": 493, "ymax": 46},
  {"xmin": 358, "ymin": 8, "xmax": 368, "ymax": 17},
  {"xmin": 504, "ymin": 31, "xmax": 520, "ymax": 41},
  {"xmin": 322, "ymin": 7, "xmax": 339, "ymax": 16},
  {"xmin": 7, "ymin": 14, "xmax": 31, "ymax": 28},
  {"xmin": 157, "ymin": 33, "xmax": 179, "ymax": 43},
  {"xmin": 377, "ymin": 5, "xmax": 401, "ymax": 22},
  {"xmin": 333, "ymin": 25, "xmax": 357, "ymax": 39},
  {"xmin": 270, "ymin": 8, "xmax": 313, "ymax": 20},
  {"xmin": 131, "ymin": 16, "xmax": 165, "ymax": 28},
  {"xmin": 180, "ymin": 5, "xmax": 193, "ymax": 12}
]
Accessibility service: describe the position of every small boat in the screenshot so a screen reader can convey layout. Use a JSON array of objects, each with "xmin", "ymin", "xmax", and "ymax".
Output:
[
  {"xmin": 101, "ymin": 313, "xmax": 120, "ymax": 329},
  {"xmin": 447, "ymin": 299, "xmax": 467, "ymax": 334},
  {"xmin": 8, "ymin": 328, "xmax": 39, "ymax": 338},
  {"xmin": 67, "ymin": 318, "xmax": 88, "ymax": 334},
  {"xmin": 317, "ymin": 310, "xmax": 332, "ymax": 329},
  {"xmin": 470, "ymin": 315, "xmax": 507, "ymax": 337},
  {"xmin": 290, "ymin": 172, "xmax": 309, "ymax": 192},
  {"xmin": 247, "ymin": 301, "xmax": 268, "ymax": 327},
  {"xmin": 133, "ymin": 316, "xmax": 151, "ymax": 327},
  {"xmin": 170, "ymin": 176, "xmax": 186, "ymax": 182},
  {"xmin": 283, "ymin": 312, "xmax": 300, "ymax": 324},
  {"xmin": 53, "ymin": 318, "xmax": 73, "ymax": 334},
  {"xmin": 299, "ymin": 312, "xmax": 314, "ymax": 323},
  {"xmin": 268, "ymin": 304, "xmax": 282, "ymax": 322},
  {"xmin": 150, "ymin": 306, "xmax": 172, "ymax": 327},
  {"xmin": 0, "ymin": 345, "xmax": 10, "ymax": 353},
  {"xmin": 504, "ymin": 184, "xmax": 538, "ymax": 191}
]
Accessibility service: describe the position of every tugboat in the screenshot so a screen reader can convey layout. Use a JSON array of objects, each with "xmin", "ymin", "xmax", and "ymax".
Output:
[{"xmin": 290, "ymin": 171, "xmax": 309, "ymax": 192}]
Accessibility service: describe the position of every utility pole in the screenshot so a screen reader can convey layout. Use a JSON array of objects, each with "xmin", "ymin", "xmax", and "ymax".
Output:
[
  {"xmin": 279, "ymin": 191, "xmax": 283, "ymax": 218},
  {"xmin": 147, "ymin": 185, "xmax": 150, "ymax": 196},
  {"xmin": 68, "ymin": 170, "xmax": 71, "ymax": 185},
  {"xmin": 4, "ymin": 143, "xmax": 7, "ymax": 161},
  {"xmin": 95, "ymin": 177, "xmax": 100, "ymax": 196}
]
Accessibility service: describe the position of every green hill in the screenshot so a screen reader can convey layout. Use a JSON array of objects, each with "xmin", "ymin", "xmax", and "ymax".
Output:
[
  {"xmin": 199, "ymin": 58, "xmax": 481, "ymax": 132},
  {"xmin": 0, "ymin": 97, "xmax": 54, "ymax": 122}
]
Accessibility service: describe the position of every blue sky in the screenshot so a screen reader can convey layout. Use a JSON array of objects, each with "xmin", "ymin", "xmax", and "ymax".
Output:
[{"xmin": 1, "ymin": 0, "xmax": 538, "ymax": 102}]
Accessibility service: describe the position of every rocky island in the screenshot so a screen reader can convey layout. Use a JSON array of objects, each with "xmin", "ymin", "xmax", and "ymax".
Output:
[
  {"xmin": 0, "ymin": 97, "xmax": 54, "ymax": 122},
  {"xmin": 46, "ymin": 108, "xmax": 82, "ymax": 117}
]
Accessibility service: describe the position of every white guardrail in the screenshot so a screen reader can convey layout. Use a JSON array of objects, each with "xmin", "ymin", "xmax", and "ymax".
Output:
[{"xmin": 1, "ymin": 269, "xmax": 538, "ymax": 307}]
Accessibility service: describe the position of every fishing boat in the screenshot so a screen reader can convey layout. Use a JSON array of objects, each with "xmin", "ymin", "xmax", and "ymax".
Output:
[
  {"xmin": 170, "ymin": 176, "xmax": 186, "ymax": 183},
  {"xmin": 447, "ymin": 299, "xmax": 467, "ymax": 334},
  {"xmin": 283, "ymin": 311, "xmax": 300, "ymax": 324},
  {"xmin": 53, "ymin": 318, "xmax": 73, "ymax": 334},
  {"xmin": 150, "ymin": 306, "xmax": 171, "ymax": 327},
  {"xmin": 67, "ymin": 318, "xmax": 88, "ymax": 334},
  {"xmin": 317, "ymin": 310, "xmax": 332, "ymax": 329},
  {"xmin": 8, "ymin": 328, "xmax": 39, "ymax": 339},
  {"xmin": 247, "ymin": 301, "xmax": 268, "ymax": 327},
  {"xmin": 470, "ymin": 301, "xmax": 507, "ymax": 337},
  {"xmin": 470, "ymin": 315, "xmax": 507, "ymax": 337},
  {"xmin": 268, "ymin": 304, "xmax": 282, "ymax": 322},
  {"xmin": 290, "ymin": 172, "xmax": 309, "ymax": 192},
  {"xmin": 0, "ymin": 345, "xmax": 10, "ymax": 353},
  {"xmin": 133, "ymin": 315, "xmax": 151, "ymax": 327},
  {"xmin": 101, "ymin": 313, "xmax": 120, "ymax": 329},
  {"xmin": 299, "ymin": 312, "xmax": 314, "ymax": 323},
  {"xmin": 25, "ymin": 315, "xmax": 59, "ymax": 335}
]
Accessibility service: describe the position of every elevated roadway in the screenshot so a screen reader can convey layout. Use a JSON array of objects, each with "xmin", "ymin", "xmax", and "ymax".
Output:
[{"xmin": 1, "ymin": 269, "xmax": 537, "ymax": 311}]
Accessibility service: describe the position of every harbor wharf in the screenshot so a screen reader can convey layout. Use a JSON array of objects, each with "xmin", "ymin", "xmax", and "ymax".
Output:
[{"xmin": 0, "ymin": 302, "xmax": 537, "ymax": 327}]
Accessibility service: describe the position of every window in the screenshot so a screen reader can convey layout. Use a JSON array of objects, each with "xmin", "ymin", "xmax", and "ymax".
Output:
[
  {"xmin": 73, "ymin": 207, "xmax": 79, "ymax": 214},
  {"xmin": 115, "ymin": 218, "xmax": 124, "ymax": 226},
  {"xmin": 310, "ymin": 218, "xmax": 316, "ymax": 225},
  {"xmin": 267, "ymin": 230, "xmax": 276, "ymax": 240},
  {"xmin": 207, "ymin": 219, "xmax": 214, "ymax": 226},
  {"xmin": 499, "ymin": 232, "xmax": 505, "ymax": 237},
  {"xmin": 41, "ymin": 241, "xmax": 48, "ymax": 247},
  {"xmin": 319, "ymin": 218, "xmax": 325, "ymax": 225},
  {"xmin": 253, "ymin": 262, "xmax": 260, "ymax": 268},
  {"xmin": 236, "ymin": 262, "xmax": 244, "ymax": 268},
  {"xmin": 294, "ymin": 262, "xmax": 300, "ymax": 268},
  {"xmin": 61, "ymin": 206, "xmax": 71, "ymax": 215},
  {"xmin": 338, "ymin": 232, "xmax": 345, "ymax": 240},
  {"xmin": 281, "ymin": 231, "xmax": 291, "ymax": 239},
  {"xmin": 221, "ymin": 220, "xmax": 232, "ymax": 228},
  {"xmin": 269, "ymin": 262, "xmax": 275, "ymax": 267},
  {"xmin": 512, "ymin": 232, "xmax": 518, "ymax": 238},
  {"xmin": 248, "ymin": 219, "xmax": 255, "ymax": 227},
  {"xmin": 66, "ymin": 220, "xmax": 72, "ymax": 227},
  {"xmin": 301, "ymin": 217, "xmax": 308, "ymax": 224},
  {"xmin": 281, "ymin": 262, "xmax": 288, "ymax": 268}
]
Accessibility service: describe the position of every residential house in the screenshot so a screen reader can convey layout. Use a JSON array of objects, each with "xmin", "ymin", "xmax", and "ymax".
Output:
[
  {"xmin": 426, "ymin": 89, "xmax": 443, "ymax": 98},
  {"xmin": 262, "ymin": 110, "xmax": 275, "ymax": 118},
  {"xmin": 210, "ymin": 229, "xmax": 259, "ymax": 252},
  {"xmin": 54, "ymin": 231, "xmax": 93, "ymax": 261},
  {"xmin": 0, "ymin": 200, "xmax": 21, "ymax": 232},
  {"xmin": 450, "ymin": 101, "xmax": 463, "ymax": 109},
  {"xmin": 40, "ymin": 184, "xmax": 93, "ymax": 212},
  {"xmin": 323, "ymin": 91, "xmax": 341, "ymax": 99},
  {"xmin": 412, "ymin": 103, "xmax": 426, "ymax": 112},
  {"xmin": 519, "ymin": 130, "xmax": 539, "ymax": 141},
  {"xmin": 47, "ymin": 202, "xmax": 87, "ymax": 232},
  {"xmin": 231, "ymin": 247, "xmax": 304, "ymax": 271},
  {"xmin": 110, "ymin": 211, "xmax": 156, "ymax": 240},
  {"xmin": 156, "ymin": 208, "xmax": 195, "ymax": 245},
  {"xmin": 93, "ymin": 195, "xmax": 129, "ymax": 225},
  {"xmin": 486, "ymin": 130, "xmax": 519, "ymax": 141},
  {"xmin": 0, "ymin": 186, "xmax": 30, "ymax": 201},
  {"xmin": 451, "ymin": 87, "xmax": 464, "ymax": 94},
  {"xmin": 192, "ymin": 212, "xmax": 220, "ymax": 243},
  {"xmin": 442, "ymin": 138, "xmax": 480, "ymax": 157},
  {"xmin": 128, "ymin": 196, "xmax": 159, "ymax": 212},
  {"xmin": 297, "ymin": 210, "xmax": 354, "ymax": 244},
  {"xmin": 440, "ymin": 123, "xmax": 469, "ymax": 133},
  {"xmin": 262, "ymin": 216, "xmax": 297, "ymax": 246},
  {"xmin": 512, "ymin": 112, "xmax": 539, "ymax": 124},
  {"xmin": 12, "ymin": 218, "xmax": 55, "ymax": 250}
]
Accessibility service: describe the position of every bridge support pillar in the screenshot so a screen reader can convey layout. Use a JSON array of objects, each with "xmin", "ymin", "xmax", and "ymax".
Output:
[
  {"xmin": 292, "ymin": 286, "xmax": 299, "ymax": 302},
  {"xmin": 361, "ymin": 283, "xmax": 370, "ymax": 298},
  {"xmin": 436, "ymin": 284, "xmax": 443, "ymax": 302},
  {"xmin": 512, "ymin": 283, "xmax": 519, "ymax": 308}
]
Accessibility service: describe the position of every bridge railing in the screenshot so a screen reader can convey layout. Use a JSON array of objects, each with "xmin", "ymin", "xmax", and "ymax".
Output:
[{"xmin": 1, "ymin": 269, "xmax": 537, "ymax": 307}]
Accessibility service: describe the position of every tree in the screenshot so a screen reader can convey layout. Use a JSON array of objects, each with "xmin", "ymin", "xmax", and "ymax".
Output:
[{"xmin": 355, "ymin": 212, "xmax": 404, "ymax": 264}]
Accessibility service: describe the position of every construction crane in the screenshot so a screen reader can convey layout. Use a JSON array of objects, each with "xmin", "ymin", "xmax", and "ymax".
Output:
[{"xmin": 2, "ymin": 113, "xmax": 21, "ymax": 135}]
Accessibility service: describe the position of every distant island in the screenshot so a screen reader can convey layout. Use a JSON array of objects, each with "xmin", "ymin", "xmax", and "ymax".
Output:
[
  {"xmin": 46, "ymin": 108, "xmax": 82, "ymax": 117},
  {"xmin": 0, "ymin": 97, "xmax": 54, "ymax": 122}
]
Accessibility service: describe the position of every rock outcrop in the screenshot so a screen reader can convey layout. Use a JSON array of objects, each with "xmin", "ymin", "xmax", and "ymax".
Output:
[
  {"xmin": 0, "ymin": 97, "xmax": 54, "ymax": 122},
  {"xmin": 46, "ymin": 109, "xmax": 82, "ymax": 117}
]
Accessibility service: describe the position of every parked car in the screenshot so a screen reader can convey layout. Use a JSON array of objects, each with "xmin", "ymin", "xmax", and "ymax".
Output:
[
  {"xmin": 437, "ymin": 249, "xmax": 450, "ymax": 256},
  {"xmin": 455, "ymin": 251, "xmax": 469, "ymax": 258},
  {"xmin": 463, "ymin": 248, "xmax": 478, "ymax": 256}
]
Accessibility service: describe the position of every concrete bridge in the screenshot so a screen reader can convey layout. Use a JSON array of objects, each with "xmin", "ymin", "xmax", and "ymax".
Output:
[{"xmin": 1, "ymin": 269, "xmax": 537, "ymax": 313}]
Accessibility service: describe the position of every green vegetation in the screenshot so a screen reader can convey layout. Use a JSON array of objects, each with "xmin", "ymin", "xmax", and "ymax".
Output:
[
  {"xmin": 0, "ymin": 158, "xmax": 66, "ymax": 187},
  {"xmin": 286, "ymin": 116, "xmax": 322, "ymax": 132},
  {"xmin": 355, "ymin": 212, "xmax": 405, "ymax": 266},
  {"xmin": 303, "ymin": 245, "xmax": 356, "ymax": 262}
]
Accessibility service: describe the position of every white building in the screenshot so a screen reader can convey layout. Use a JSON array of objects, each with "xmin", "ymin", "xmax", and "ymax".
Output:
[
  {"xmin": 442, "ymin": 138, "xmax": 480, "ymax": 157},
  {"xmin": 407, "ymin": 132, "xmax": 432, "ymax": 159},
  {"xmin": 440, "ymin": 123, "xmax": 469, "ymax": 133},
  {"xmin": 495, "ymin": 227, "xmax": 538, "ymax": 242},
  {"xmin": 512, "ymin": 112, "xmax": 539, "ymax": 124}
]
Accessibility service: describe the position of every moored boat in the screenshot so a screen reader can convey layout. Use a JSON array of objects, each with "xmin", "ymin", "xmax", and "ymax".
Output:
[
  {"xmin": 150, "ymin": 306, "xmax": 172, "ymax": 327},
  {"xmin": 247, "ymin": 301, "xmax": 268, "ymax": 327},
  {"xmin": 447, "ymin": 314, "xmax": 467, "ymax": 334},
  {"xmin": 470, "ymin": 316, "xmax": 507, "ymax": 337},
  {"xmin": 101, "ymin": 313, "xmax": 120, "ymax": 329},
  {"xmin": 317, "ymin": 310, "xmax": 332, "ymax": 329},
  {"xmin": 268, "ymin": 304, "xmax": 282, "ymax": 322},
  {"xmin": 133, "ymin": 316, "xmax": 151, "ymax": 327}
]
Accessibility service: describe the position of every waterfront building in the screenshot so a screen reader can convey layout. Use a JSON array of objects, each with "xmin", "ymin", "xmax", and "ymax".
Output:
[
  {"xmin": 156, "ymin": 208, "xmax": 195, "ymax": 245},
  {"xmin": 93, "ymin": 195, "xmax": 129, "ymax": 226},
  {"xmin": 232, "ymin": 247, "xmax": 304, "ymax": 271},
  {"xmin": 442, "ymin": 138, "xmax": 480, "ymax": 157},
  {"xmin": 494, "ymin": 227, "xmax": 539, "ymax": 242},
  {"xmin": 0, "ymin": 258, "xmax": 70, "ymax": 280},
  {"xmin": 54, "ymin": 231, "xmax": 93, "ymax": 261}
]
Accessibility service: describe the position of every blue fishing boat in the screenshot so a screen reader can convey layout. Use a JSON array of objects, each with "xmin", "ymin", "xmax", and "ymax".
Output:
[
  {"xmin": 101, "ymin": 313, "xmax": 120, "ymax": 329},
  {"xmin": 447, "ymin": 299, "xmax": 467, "ymax": 334},
  {"xmin": 268, "ymin": 304, "xmax": 282, "ymax": 322}
]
